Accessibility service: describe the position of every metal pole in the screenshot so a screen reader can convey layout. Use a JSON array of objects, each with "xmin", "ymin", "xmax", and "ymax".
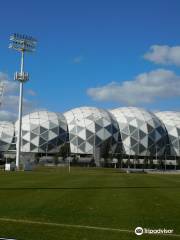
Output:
[
  {"xmin": 67, "ymin": 142, "xmax": 70, "ymax": 173},
  {"xmin": 68, "ymin": 157, "xmax": 71, "ymax": 173},
  {"xmin": 133, "ymin": 155, "xmax": 136, "ymax": 169},
  {"xmin": 155, "ymin": 146, "xmax": 158, "ymax": 169},
  {"xmin": 16, "ymin": 51, "xmax": 24, "ymax": 170},
  {"xmin": 121, "ymin": 153, "xmax": 123, "ymax": 169},
  {"xmin": 128, "ymin": 153, "xmax": 130, "ymax": 169},
  {"xmin": 165, "ymin": 151, "xmax": 167, "ymax": 171},
  {"xmin": 9, "ymin": 33, "xmax": 37, "ymax": 171}
]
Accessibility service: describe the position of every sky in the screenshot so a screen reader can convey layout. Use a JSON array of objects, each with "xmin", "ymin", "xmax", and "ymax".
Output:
[{"xmin": 0, "ymin": 0, "xmax": 180, "ymax": 120}]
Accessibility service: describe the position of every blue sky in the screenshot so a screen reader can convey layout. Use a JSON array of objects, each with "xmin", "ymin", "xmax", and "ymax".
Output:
[{"xmin": 0, "ymin": 0, "xmax": 180, "ymax": 119}]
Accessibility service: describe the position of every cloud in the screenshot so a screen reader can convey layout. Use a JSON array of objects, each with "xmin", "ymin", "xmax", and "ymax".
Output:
[
  {"xmin": 0, "ymin": 72, "xmax": 37, "ymax": 121},
  {"xmin": 87, "ymin": 69, "xmax": 180, "ymax": 105},
  {"xmin": 144, "ymin": 45, "xmax": 180, "ymax": 66},
  {"xmin": 0, "ymin": 73, "xmax": 18, "ymax": 94},
  {"xmin": 0, "ymin": 110, "xmax": 17, "ymax": 121},
  {"xmin": 27, "ymin": 89, "xmax": 36, "ymax": 96},
  {"xmin": 73, "ymin": 56, "xmax": 83, "ymax": 64}
]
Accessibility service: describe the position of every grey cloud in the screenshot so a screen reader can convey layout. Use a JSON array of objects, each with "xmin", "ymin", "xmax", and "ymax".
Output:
[
  {"xmin": 144, "ymin": 45, "xmax": 180, "ymax": 66},
  {"xmin": 0, "ymin": 110, "xmax": 17, "ymax": 122},
  {"xmin": 87, "ymin": 69, "xmax": 180, "ymax": 105},
  {"xmin": 27, "ymin": 89, "xmax": 37, "ymax": 96},
  {"xmin": 0, "ymin": 72, "xmax": 38, "ymax": 121}
]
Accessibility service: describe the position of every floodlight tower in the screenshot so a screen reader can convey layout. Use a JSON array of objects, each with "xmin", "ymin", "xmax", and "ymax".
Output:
[{"xmin": 9, "ymin": 33, "xmax": 37, "ymax": 170}]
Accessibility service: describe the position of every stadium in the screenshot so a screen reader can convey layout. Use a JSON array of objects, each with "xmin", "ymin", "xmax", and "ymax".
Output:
[{"xmin": 1, "ymin": 106, "xmax": 180, "ymax": 169}]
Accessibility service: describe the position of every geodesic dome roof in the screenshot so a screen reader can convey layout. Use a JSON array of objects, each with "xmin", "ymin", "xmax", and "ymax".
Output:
[
  {"xmin": 64, "ymin": 107, "xmax": 120, "ymax": 155},
  {"xmin": 15, "ymin": 111, "xmax": 68, "ymax": 153},
  {"xmin": 0, "ymin": 121, "xmax": 14, "ymax": 152},
  {"xmin": 110, "ymin": 107, "xmax": 167, "ymax": 156},
  {"xmin": 155, "ymin": 111, "xmax": 180, "ymax": 156}
]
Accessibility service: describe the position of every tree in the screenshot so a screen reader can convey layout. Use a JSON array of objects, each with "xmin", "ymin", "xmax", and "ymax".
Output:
[
  {"xmin": 149, "ymin": 156, "xmax": 154, "ymax": 169},
  {"xmin": 116, "ymin": 151, "xmax": 123, "ymax": 168},
  {"xmin": 72, "ymin": 155, "xmax": 78, "ymax": 165},
  {"xmin": 53, "ymin": 153, "xmax": 59, "ymax": 166},
  {"xmin": 90, "ymin": 157, "xmax": 96, "ymax": 167},
  {"xmin": 58, "ymin": 143, "xmax": 70, "ymax": 161},
  {"xmin": 34, "ymin": 153, "xmax": 40, "ymax": 164},
  {"xmin": 143, "ymin": 156, "xmax": 148, "ymax": 170},
  {"xmin": 100, "ymin": 141, "xmax": 111, "ymax": 167}
]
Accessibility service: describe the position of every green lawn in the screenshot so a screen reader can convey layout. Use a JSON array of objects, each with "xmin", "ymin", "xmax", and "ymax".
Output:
[{"xmin": 0, "ymin": 167, "xmax": 179, "ymax": 240}]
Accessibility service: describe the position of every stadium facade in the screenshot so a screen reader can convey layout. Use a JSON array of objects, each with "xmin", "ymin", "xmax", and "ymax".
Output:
[
  {"xmin": 0, "ymin": 121, "xmax": 14, "ymax": 152},
  {"xmin": 64, "ymin": 107, "xmax": 120, "ymax": 156},
  {"xmin": 110, "ymin": 107, "xmax": 167, "ymax": 157},
  {"xmin": 15, "ymin": 111, "xmax": 68, "ymax": 153},
  {"xmin": 1, "ymin": 107, "xmax": 180, "ymax": 166},
  {"xmin": 155, "ymin": 111, "xmax": 180, "ymax": 157}
]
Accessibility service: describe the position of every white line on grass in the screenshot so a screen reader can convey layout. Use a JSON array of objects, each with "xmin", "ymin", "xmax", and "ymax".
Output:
[
  {"xmin": 0, "ymin": 217, "xmax": 179, "ymax": 238},
  {"xmin": 0, "ymin": 217, "xmax": 132, "ymax": 233}
]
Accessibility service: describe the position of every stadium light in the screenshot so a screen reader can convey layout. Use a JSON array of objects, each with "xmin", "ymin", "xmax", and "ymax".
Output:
[{"xmin": 9, "ymin": 33, "xmax": 37, "ymax": 170}]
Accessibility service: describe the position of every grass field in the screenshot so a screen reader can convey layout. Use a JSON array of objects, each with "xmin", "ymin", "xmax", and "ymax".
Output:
[{"xmin": 0, "ymin": 167, "xmax": 179, "ymax": 240}]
